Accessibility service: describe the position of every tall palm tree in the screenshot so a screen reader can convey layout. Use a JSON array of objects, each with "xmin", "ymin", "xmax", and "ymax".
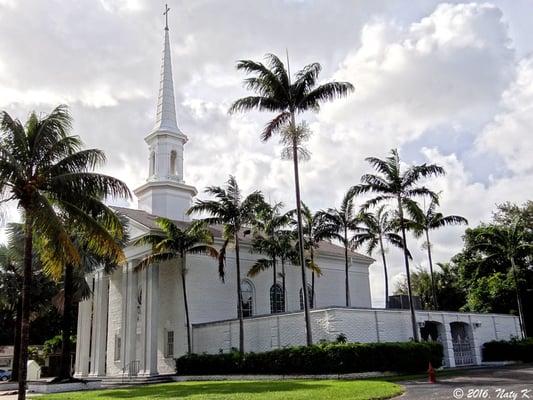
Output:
[
  {"xmin": 405, "ymin": 198, "xmax": 467, "ymax": 310},
  {"xmin": 352, "ymin": 149, "xmax": 444, "ymax": 341},
  {"xmin": 188, "ymin": 175, "xmax": 263, "ymax": 354},
  {"xmin": 474, "ymin": 219, "xmax": 532, "ymax": 338},
  {"xmin": 317, "ymin": 190, "xmax": 360, "ymax": 307},
  {"xmin": 351, "ymin": 205, "xmax": 407, "ymax": 309},
  {"xmin": 0, "ymin": 105, "xmax": 130, "ymax": 399},
  {"xmin": 229, "ymin": 53, "xmax": 354, "ymax": 345},
  {"xmin": 135, "ymin": 218, "xmax": 218, "ymax": 354}
]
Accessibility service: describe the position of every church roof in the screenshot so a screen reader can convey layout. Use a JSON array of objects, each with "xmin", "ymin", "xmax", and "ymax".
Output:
[{"xmin": 112, "ymin": 206, "xmax": 374, "ymax": 263}]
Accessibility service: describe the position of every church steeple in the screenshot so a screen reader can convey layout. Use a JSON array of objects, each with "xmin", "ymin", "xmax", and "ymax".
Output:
[
  {"xmin": 134, "ymin": 5, "xmax": 197, "ymax": 221},
  {"xmin": 152, "ymin": 5, "xmax": 180, "ymax": 136}
]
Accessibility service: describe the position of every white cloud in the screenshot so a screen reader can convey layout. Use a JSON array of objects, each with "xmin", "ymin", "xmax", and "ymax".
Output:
[
  {"xmin": 477, "ymin": 56, "xmax": 533, "ymax": 174},
  {"xmin": 325, "ymin": 2, "xmax": 514, "ymax": 144}
]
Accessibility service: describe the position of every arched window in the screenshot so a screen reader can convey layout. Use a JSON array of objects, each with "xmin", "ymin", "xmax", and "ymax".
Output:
[
  {"xmin": 299, "ymin": 285, "xmax": 314, "ymax": 310},
  {"xmin": 170, "ymin": 150, "xmax": 177, "ymax": 176},
  {"xmin": 149, "ymin": 152, "xmax": 156, "ymax": 176},
  {"xmin": 241, "ymin": 280, "xmax": 254, "ymax": 318},
  {"xmin": 270, "ymin": 284, "xmax": 285, "ymax": 314}
]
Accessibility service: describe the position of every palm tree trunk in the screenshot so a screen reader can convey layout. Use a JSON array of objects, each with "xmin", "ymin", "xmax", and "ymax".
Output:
[
  {"xmin": 234, "ymin": 234, "xmax": 245, "ymax": 354},
  {"xmin": 181, "ymin": 254, "xmax": 192, "ymax": 354},
  {"xmin": 11, "ymin": 299, "xmax": 22, "ymax": 382},
  {"xmin": 510, "ymin": 257, "xmax": 527, "ymax": 338},
  {"xmin": 59, "ymin": 263, "xmax": 74, "ymax": 380},
  {"xmin": 378, "ymin": 235, "xmax": 389, "ymax": 309},
  {"xmin": 292, "ymin": 121, "xmax": 313, "ymax": 346},
  {"xmin": 310, "ymin": 249, "xmax": 315, "ymax": 309},
  {"xmin": 281, "ymin": 258, "xmax": 286, "ymax": 311},
  {"xmin": 425, "ymin": 229, "xmax": 438, "ymax": 310},
  {"xmin": 398, "ymin": 197, "xmax": 419, "ymax": 342},
  {"xmin": 18, "ymin": 215, "xmax": 33, "ymax": 400},
  {"xmin": 344, "ymin": 228, "xmax": 350, "ymax": 307}
]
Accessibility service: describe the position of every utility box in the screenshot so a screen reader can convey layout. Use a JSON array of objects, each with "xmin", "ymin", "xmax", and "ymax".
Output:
[{"xmin": 27, "ymin": 360, "xmax": 41, "ymax": 381}]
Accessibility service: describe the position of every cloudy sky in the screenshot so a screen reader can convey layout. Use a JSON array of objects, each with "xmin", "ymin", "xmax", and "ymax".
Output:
[{"xmin": 1, "ymin": 0, "xmax": 532, "ymax": 306}]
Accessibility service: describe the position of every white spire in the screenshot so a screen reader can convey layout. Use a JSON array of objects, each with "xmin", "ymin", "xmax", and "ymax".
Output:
[{"xmin": 152, "ymin": 13, "xmax": 181, "ymax": 135}]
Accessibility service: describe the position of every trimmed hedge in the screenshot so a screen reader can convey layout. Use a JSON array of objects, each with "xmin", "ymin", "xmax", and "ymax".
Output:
[
  {"xmin": 482, "ymin": 338, "xmax": 533, "ymax": 362},
  {"xmin": 176, "ymin": 341, "xmax": 443, "ymax": 375}
]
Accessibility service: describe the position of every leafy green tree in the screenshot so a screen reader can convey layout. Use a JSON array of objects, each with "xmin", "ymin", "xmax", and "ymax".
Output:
[
  {"xmin": 353, "ymin": 149, "xmax": 444, "ymax": 341},
  {"xmin": 473, "ymin": 220, "xmax": 532, "ymax": 337},
  {"xmin": 492, "ymin": 201, "xmax": 533, "ymax": 227},
  {"xmin": 317, "ymin": 190, "xmax": 360, "ymax": 307},
  {"xmin": 229, "ymin": 53, "xmax": 354, "ymax": 345},
  {"xmin": 395, "ymin": 263, "xmax": 466, "ymax": 311},
  {"xmin": 405, "ymin": 198, "xmax": 467, "ymax": 309},
  {"xmin": 188, "ymin": 176, "xmax": 264, "ymax": 354},
  {"xmin": 135, "ymin": 218, "xmax": 218, "ymax": 354},
  {"xmin": 0, "ymin": 105, "xmax": 130, "ymax": 398},
  {"xmin": 351, "ymin": 205, "xmax": 406, "ymax": 309},
  {"xmin": 0, "ymin": 227, "xmax": 63, "ymax": 381}
]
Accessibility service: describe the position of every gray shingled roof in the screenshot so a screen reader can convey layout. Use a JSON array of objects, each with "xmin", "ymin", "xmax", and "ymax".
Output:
[{"xmin": 112, "ymin": 206, "xmax": 374, "ymax": 263}]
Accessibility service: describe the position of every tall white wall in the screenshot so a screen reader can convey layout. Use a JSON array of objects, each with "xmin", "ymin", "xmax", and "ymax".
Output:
[{"xmin": 191, "ymin": 308, "xmax": 521, "ymax": 367}]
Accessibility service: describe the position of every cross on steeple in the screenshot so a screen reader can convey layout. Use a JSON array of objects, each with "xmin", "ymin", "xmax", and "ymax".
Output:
[{"xmin": 163, "ymin": 3, "xmax": 170, "ymax": 31}]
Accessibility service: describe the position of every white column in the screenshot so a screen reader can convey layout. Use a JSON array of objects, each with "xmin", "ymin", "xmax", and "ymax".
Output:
[
  {"xmin": 89, "ymin": 270, "xmax": 109, "ymax": 377},
  {"xmin": 120, "ymin": 262, "xmax": 139, "ymax": 376},
  {"xmin": 443, "ymin": 322, "xmax": 456, "ymax": 368},
  {"xmin": 468, "ymin": 316, "xmax": 482, "ymax": 365},
  {"xmin": 74, "ymin": 296, "xmax": 93, "ymax": 378},
  {"xmin": 139, "ymin": 265, "xmax": 159, "ymax": 376},
  {"xmin": 139, "ymin": 267, "xmax": 148, "ymax": 374}
]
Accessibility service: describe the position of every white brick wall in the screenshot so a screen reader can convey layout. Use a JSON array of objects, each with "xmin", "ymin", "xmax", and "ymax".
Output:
[{"xmin": 191, "ymin": 308, "xmax": 521, "ymax": 368}]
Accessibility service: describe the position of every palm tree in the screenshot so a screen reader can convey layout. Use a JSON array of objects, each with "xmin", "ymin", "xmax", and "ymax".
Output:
[
  {"xmin": 248, "ymin": 201, "xmax": 291, "ymax": 289},
  {"xmin": 317, "ymin": 190, "xmax": 360, "ymax": 307},
  {"xmin": 474, "ymin": 219, "xmax": 532, "ymax": 338},
  {"xmin": 49, "ymin": 213, "xmax": 130, "ymax": 381},
  {"xmin": 229, "ymin": 53, "xmax": 354, "ymax": 345},
  {"xmin": 188, "ymin": 175, "xmax": 263, "ymax": 354},
  {"xmin": 298, "ymin": 203, "xmax": 330, "ymax": 303},
  {"xmin": 134, "ymin": 218, "xmax": 218, "ymax": 354},
  {"xmin": 352, "ymin": 149, "xmax": 444, "ymax": 341},
  {"xmin": 277, "ymin": 230, "xmax": 298, "ymax": 310},
  {"xmin": 405, "ymin": 198, "xmax": 467, "ymax": 310},
  {"xmin": 0, "ymin": 105, "xmax": 130, "ymax": 398},
  {"xmin": 351, "ymin": 205, "xmax": 406, "ymax": 309}
]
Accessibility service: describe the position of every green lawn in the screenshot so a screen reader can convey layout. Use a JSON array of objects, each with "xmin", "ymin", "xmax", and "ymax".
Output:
[{"xmin": 35, "ymin": 380, "xmax": 403, "ymax": 400}]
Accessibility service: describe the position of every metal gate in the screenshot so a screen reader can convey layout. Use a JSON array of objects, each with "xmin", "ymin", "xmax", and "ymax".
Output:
[{"xmin": 451, "ymin": 323, "xmax": 474, "ymax": 366}]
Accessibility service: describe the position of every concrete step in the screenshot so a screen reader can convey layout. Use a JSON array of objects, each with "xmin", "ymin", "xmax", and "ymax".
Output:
[{"xmin": 101, "ymin": 374, "xmax": 173, "ymax": 387}]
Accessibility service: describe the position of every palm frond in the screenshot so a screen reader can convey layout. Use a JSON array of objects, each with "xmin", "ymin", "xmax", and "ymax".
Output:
[{"xmin": 298, "ymin": 82, "xmax": 354, "ymax": 112}]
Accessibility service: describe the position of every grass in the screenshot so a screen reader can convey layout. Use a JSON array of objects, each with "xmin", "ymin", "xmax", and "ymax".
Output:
[{"xmin": 35, "ymin": 379, "xmax": 403, "ymax": 400}]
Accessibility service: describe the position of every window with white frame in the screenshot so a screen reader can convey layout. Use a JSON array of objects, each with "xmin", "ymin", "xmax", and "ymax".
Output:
[
  {"xmin": 270, "ymin": 283, "xmax": 285, "ymax": 314},
  {"xmin": 241, "ymin": 279, "xmax": 254, "ymax": 317},
  {"xmin": 299, "ymin": 284, "xmax": 314, "ymax": 310},
  {"xmin": 166, "ymin": 330, "xmax": 174, "ymax": 358}
]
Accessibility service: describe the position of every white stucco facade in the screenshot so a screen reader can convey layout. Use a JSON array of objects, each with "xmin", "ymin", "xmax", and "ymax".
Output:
[{"xmin": 73, "ymin": 18, "xmax": 522, "ymax": 380}]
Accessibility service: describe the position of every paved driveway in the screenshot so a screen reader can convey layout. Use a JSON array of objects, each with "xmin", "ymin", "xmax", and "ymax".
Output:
[{"xmin": 400, "ymin": 366, "xmax": 533, "ymax": 400}]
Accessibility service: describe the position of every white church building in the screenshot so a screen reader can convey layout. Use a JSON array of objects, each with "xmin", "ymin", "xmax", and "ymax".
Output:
[{"xmin": 73, "ymin": 17, "xmax": 522, "ymax": 380}]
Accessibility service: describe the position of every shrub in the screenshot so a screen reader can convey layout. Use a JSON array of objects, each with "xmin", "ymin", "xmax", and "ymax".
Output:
[
  {"xmin": 176, "ymin": 341, "xmax": 443, "ymax": 375},
  {"xmin": 482, "ymin": 338, "xmax": 533, "ymax": 362}
]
